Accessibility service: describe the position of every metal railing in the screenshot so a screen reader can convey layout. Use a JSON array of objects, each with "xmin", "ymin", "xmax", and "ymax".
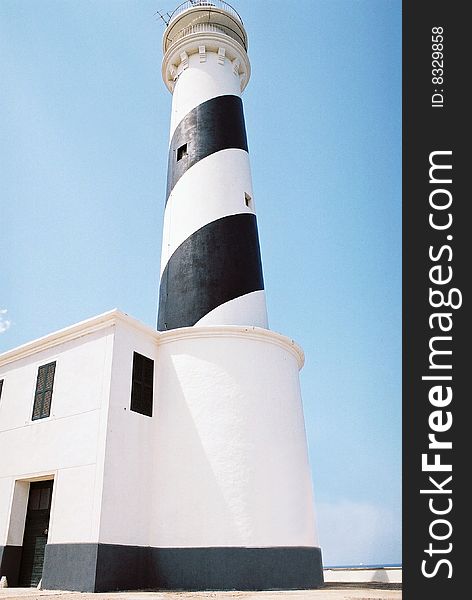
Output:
[
  {"xmin": 168, "ymin": 1, "xmax": 244, "ymax": 25},
  {"xmin": 167, "ymin": 21, "xmax": 246, "ymax": 50}
]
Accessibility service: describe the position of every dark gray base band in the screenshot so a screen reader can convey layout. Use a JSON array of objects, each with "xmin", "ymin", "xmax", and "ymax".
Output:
[
  {"xmin": 147, "ymin": 546, "xmax": 324, "ymax": 592},
  {"xmin": 42, "ymin": 543, "xmax": 98, "ymax": 592},
  {"xmin": 0, "ymin": 545, "xmax": 22, "ymax": 587},
  {"xmin": 40, "ymin": 544, "xmax": 323, "ymax": 592}
]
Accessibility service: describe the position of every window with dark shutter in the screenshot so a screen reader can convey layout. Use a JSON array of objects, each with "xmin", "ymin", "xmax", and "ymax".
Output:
[
  {"xmin": 32, "ymin": 362, "xmax": 56, "ymax": 420},
  {"xmin": 130, "ymin": 352, "xmax": 154, "ymax": 417},
  {"xmin": 0, "ymin": 379, "xmax": 3, "ymax": 400}
]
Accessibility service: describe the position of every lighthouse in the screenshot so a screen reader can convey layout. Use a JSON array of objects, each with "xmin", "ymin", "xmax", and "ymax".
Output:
[
  {"xmin": 0, "ymin": 1, "xmax": 322, "ymax": 592},
  {"xmin": 154, "ymin": 0, "xmax": 324, "ymax": 590}
]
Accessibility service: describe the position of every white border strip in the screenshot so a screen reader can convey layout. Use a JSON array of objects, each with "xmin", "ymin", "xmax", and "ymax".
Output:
[{"xmin": 0, "ymin": 310, "xmax": 304, "ymax": 370}]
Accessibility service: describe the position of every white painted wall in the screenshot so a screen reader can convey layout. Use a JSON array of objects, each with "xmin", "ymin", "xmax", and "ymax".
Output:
[
  {"xmin": 0, "ymin": 479, "xmax": 14, "ymax": 546},
  {"xmin": 196, "ymin": 290, "xmax": 268, "ymax": 328},
  {"xmin": 98, "ymin": 320, "xmax": 158, "ymax": 546},
  {"xmin": 0, "ymin": 324, "xmax": 115, "ymax": 547},
  {"xmin": 5, "ymin": 480, "xmax": 29, "ymax": 546},
  {"xmin": 151, "ymin": 327, "xmax": 318, "ymax": 548},
  {"xmin": 1, "ymin": 312, "xmax": 319, "ymax": 556},
  {"xmin": 50, "ymin": 464, "xmax": 100, "ymax": 544},
  {"xmin": 323, "ymin": 568, "xmax": 402, "ymax": 584}
]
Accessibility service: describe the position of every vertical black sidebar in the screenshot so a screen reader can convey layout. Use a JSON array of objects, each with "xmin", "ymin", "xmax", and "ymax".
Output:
[{"xmin": 403, "ymin": 3, "xmax": 468, "ymax": 599}]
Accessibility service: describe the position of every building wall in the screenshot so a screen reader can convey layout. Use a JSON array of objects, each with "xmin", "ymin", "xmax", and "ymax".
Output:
[
  {"xmin": 0, "ymin": 325, "xmax": 115, "ymax": 585},
  {"xmin": 0, "ymin": 313, "xmax": 322, "ymax": 591},
  {"xmin": 98, "ymin": 320, "xmax": 157, "ymax": 547}
]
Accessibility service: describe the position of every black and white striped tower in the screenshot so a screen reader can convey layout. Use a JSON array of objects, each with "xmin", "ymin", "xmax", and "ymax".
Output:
[
  {"xmin": 154, "ymin": 1, "xmax": 323, "ymax": 590},
  {"xmin": 158, "ymin": 0, "xmax": 267, "ymax": 330}
]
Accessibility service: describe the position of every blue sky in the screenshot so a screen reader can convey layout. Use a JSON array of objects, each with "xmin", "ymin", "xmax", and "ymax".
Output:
[{"xmin": 0, "ymin": 0, "xmax": 401, "ymax": 566}]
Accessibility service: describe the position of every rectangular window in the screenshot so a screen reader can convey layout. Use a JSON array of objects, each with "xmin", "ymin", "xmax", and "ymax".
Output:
[
  {"xmin": 245, "ymin": 192, "xmax": 253, "ymax": 209},
  {"xmin": 32, "ymin": 362, "xmax": 56, "ymax": 421},
  {"xmin": 177, "ymin": 143, "xmax": 188, "ymax": 161},
  {"xmin": 130, "ymin": 352, "xmax": 154, "ymax": 417},
  {"xmin": 0, "ymin": 379, "xmax": 3, "ymax": 400}
]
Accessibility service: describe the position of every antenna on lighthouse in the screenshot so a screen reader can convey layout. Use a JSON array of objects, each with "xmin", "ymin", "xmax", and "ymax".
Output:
[{"xmin": 154, "ymin": 9, "xmax": 171, "ymax": 25}]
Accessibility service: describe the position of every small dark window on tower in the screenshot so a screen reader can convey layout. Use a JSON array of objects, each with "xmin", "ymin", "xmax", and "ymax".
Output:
[
  {"xmin": 177, "ymin": 143, "xmax": 188, "ymax": 161},
  {"xmin": 244, "ymin": 192, "xmax": 253, "ymax": 209},
  {"xmin": 0, "ymin": 379, "xmax": 4, "ymax": 400},
  {"xmin": 32, "ymin": 362, "xmax": 56, "ymax": 421},
  {"xmin": 130, "ymin": 352, "xmax": 154, "ymax": 417}
]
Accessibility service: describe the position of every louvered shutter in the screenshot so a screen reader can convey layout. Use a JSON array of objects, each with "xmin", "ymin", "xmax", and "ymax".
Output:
[
  {"xmin": 130, "ymin": 352, "xmax": 154, "ymax": 417},
  {"xmin": 32, "ymin": 362, "xmax": 56, "ymax": 420}
]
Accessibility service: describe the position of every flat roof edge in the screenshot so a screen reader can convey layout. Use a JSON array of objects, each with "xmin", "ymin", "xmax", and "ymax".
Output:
[{"xmin": 0, "ymin": 309, "xmax": 160, "ymax": 368}]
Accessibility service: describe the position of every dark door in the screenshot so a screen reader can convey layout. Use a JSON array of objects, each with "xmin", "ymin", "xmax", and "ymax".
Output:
[{"xmin": 18, "ymin": 480, "xmax": 53, "ymax": 587}]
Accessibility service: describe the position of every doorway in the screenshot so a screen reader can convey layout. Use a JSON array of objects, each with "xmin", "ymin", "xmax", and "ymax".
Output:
[{"xmin": 18, "ymin": 480, "xmax": 53, "ymax": 587}]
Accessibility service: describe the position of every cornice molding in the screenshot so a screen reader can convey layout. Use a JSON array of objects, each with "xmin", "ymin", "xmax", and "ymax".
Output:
[{"xmin": 0, "ymin": 312, "xmax": 304, "ymax": 370}]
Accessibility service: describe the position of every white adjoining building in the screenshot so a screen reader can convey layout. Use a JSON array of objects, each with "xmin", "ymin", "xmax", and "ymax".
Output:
[{"xmin": 0, "ymin": 1, "xmax": 323, "ymax": 592}]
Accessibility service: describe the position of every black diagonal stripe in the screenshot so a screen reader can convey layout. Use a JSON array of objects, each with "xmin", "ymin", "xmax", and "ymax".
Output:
[
  {"xmin": 166, "ymin": 95, "xmax": 248, "ymax": 202},
  {"xmin": 158, "ymin": 213, "xmax": 264, "ymax": 331}
]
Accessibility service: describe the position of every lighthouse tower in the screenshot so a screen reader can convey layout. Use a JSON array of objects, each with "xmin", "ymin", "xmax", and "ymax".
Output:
[
  {"xmin": 154, "ymin": 0, "xmax": 323, "ymax": 590},
  {"xmin": 158, "ymin": 1, "xmax": 267, "ymax": 330}
]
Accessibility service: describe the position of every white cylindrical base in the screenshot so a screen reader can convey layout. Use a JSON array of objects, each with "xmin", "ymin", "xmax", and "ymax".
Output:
[{"xmin": 151, "ymin": 326, "xmax": 318, "ymax": 549}]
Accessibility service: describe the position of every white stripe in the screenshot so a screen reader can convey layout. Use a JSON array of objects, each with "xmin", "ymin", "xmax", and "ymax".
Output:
[
  {"xmin": 169, "ymin": 50, "xmax": 242, "ymax": 140},
  {"xmin": 195, "ymin": 290, "xmax": 269, "ymax": 329},
  {"xmin": 160, "ymin": 149, "xmax": 254, "ymax": 276}
]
